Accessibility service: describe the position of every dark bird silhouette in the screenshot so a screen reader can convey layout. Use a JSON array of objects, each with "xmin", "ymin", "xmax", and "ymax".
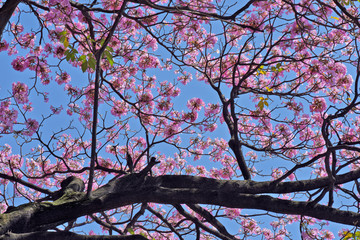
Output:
[{"xmin": 126, "ymin": 151, "xmax": 134, "ymax": 173}]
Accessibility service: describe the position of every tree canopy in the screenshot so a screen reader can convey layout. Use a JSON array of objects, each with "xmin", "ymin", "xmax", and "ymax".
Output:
[{"xmin": 1, "ymin": 0, "xmax": 360, "ymax": 239}]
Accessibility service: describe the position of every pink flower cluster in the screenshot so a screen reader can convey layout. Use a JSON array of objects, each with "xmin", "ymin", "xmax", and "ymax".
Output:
[
  {"xmin": 11, "ymin": 56, "xmax": 28, "ymax": 72},
  {"xmin": 111, "ymin": 100, "xmax": 128, "ymax": 117},
  {"xmin": 55, "ymin": 72, "xmax": 71, "ymax": 85},
  {"xmin": 0, "ymin": 101, "xmax": 18, "ymax": 134},
  {"xmin": 12, "ymin": 82, "xmax": 29, "ymax": 104},
  {"xmin": 23, "ymin": 119, "xmax": 39, "ymax": 137},
  {"xmin": 186, "ymin": 98, "xmax": 205, "ymax": 111},
  {"xmin": 309, "ymin": 98, "xmax": 327, "ymax": 113},
  {"xmin": 138, "ymin": 53, "xmax": 160, "ymax": 69}
]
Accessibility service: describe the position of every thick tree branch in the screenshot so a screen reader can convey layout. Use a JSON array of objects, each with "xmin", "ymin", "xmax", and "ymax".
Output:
[
  {"xmin": 0, "ymin": 231, "xmax": 147, "ymax": 240},
  {"xmin": 0, "ymin": 0, "xmax": 21, "ymax": 40},
  {"xmin": 3, "ymin": 172, "xmax": 360, "ymax": 235}
]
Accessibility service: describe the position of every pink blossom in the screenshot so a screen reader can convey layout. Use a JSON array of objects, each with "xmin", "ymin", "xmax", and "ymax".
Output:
[
  {"xmin": 111, "ymin": 100, "xmax": 128, "ymax": 117},
  {"xmin": 185, "ymin": 165, "xmax": 196, "ymax": 174},
  {"xmin": 65, "ymin": 84, "xmax": 80, "ymax": 97},
  {"xmin": 18, "ymin": 33, "xmax": 35, "ymax": 48},
  {"xmin": 182, "ymin": 111, "xmax": 198, "ymax": 122},
  {"xmin": 163, "ymin": 123, "xmax": 181, "ymax": 138},
  {"xmin": 138, "ymin": 53, "xmax": 160, "ymax": 69},
  {"xmin": 271, "ymin": 168, "xmax": 283, "ymax": 180},
  {"xmin": 288, "ymin": 173, "xmax": 295, "ymax": 181},
  {"xmin": 143, "ymin": 35, "xmax": 158, "ymax": 51},
  {"xmin": 0, "ymin": 101, "xmax": 18, "ymax": 133},
  {"xmin": 138, "ymin": 90, "xmax": 154, "ymax": 112},
  {"xmin": 55, "ymin": 72, "xmax": 71, "ymax": 85},
  {"xmin": 177, "ymin": 72, "xmax": 192, "ymax": 85},
  {"xmin": 49, "ymin": 0, "xmax": 71, "ymax": 8},
  {"xmin": 337, "ymin": 74, "xmax": 353, "ymax": 90},
  {"xmin": 44, "ymin": 43, "xmax": 53, "ymax": 53},
  {"xmin": 8, "ymin": 154, "xmax": 23, "ymax": 169},
  {"xmin": 301, "ymin": 228, "xmax": 320, "ymax": 240},
  {"xmin": 156, "ymin": 99, "xmax": 172, "ymax": 111},
  {"xmin": 158, "ymin": 82, "xmax": 180, "ymax": 97},
  {"xmin": 50, "ymin": 105, "xmax": 63, "ymax": 114},
  {"xmin": 12, "ymin": 82, "xmax": 29, "ymax": 104},
  {"xmin": 204, "ymin": 103, "xmax": 220, "ymax": 117},
  {"xmin": 24, "ymin": 118, "xmax": 39, "ymax": 136},
  {"xmin": 262, "ymin": 229, "xmax": 274, "ymax": 239},
  {"xmin": 309, "ymin": 98, "xmax": 327, "ymax": 112},
  {"xmin": 241, "ymin": 218, "xmax": 261, "ymax": 235},
  {"xmin": 53, "ymin": 45, "xmax": 66, "ymax": 58},
  {"xmin": 187, "ymin": 98, "xmax": 205, "ymax": 111},
  {"xmin": 10, "ymin": 23, "xmax": 24, "ymax": 35},
  {"xmin": 224, "ymin": 208, "xmax": 241, "ymax": 219},
  {"xmin": 11, "ymin": 57, "xmax": 28, "ymax": 72},
  {"xmin": 320, "ymin": 230, "xmax": 335, "ymax": 239},
  {"xmin": 0, "ymin": 41, "xmax": 9, "ymax": 52},
  {"xmin": 205, "ymin": 123, "xmax": 217, "ymax": 132},
  {"xmin": 22, "ymin": 103, "xmax": 33, "ymax": 112},
  {"xmin": 196, "ymin": 165, "xmax": 208, "ymax": 177}
]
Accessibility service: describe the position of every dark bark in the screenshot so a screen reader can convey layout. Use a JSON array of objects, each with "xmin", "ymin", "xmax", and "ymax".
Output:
[
  {"xmin": 2, "ymin": 171, "xmax": 360, "ymax": 236},
  {"xmin": 0, "ymin": 231, "xmax": 147, "ymax": 240},
  {"xmin": 0, "ymin": 0, "xmax": 21, "ymax": 40}
]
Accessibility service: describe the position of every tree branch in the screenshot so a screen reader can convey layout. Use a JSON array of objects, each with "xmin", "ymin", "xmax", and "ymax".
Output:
[
  {"xmin": 3, "ymin": 172, "xmax": 360, "ymax": 235},
  {"xmin": 0, "ymin": 0, "xmax": 21, "ymax": 40},
  {"xmin": 0, "ymin": 231, "xmax": 147, "ymax": 240}
]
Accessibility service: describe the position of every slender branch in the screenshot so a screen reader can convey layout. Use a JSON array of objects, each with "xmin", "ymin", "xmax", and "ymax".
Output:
[
  {"xmin": 174, "ymin": 204, "xmax": 232, "ymax": 240},
  {"xmin": 87, "ymin": 0, "xmax": 128, "ymax": 195},
  {"xmin": 187, "ymin": 204, "xmax": 233, "ymax": 239},
  {"xmin": 0, "ymin": 173, "xmax": 52, "ymax": 195}
]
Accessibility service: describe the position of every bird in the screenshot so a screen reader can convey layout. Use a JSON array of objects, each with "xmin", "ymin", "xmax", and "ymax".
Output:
[{"xmin": 126, "ymin": 151, "xmax": 134, "ymax": 173}]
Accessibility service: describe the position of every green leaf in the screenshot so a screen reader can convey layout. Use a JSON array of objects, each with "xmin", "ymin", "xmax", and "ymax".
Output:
[
  {"xmin": 81, "ymin": 60, "xmax": 88, "ymax": 72},
  {"xmin": 65, "ymin": 50, "xmax": 72, "ymax": 61},
  {"xmin": 127, "ymin": 228, "xmax": 135, "ymax": 235},
  {"xmin": 258, "ymin": 101, "xmax": 264, "ymax": 110},
  {"xmin": 60, "ymin": 35, "xmax": 66, "ymax": 43},
  {"xmin": 63, "ymin": 37, "xmax": 69, "ymax": 48},
  {"xmin": 88, "ymin": 57, "xmax": 96, "ymax": 70},
  {"xmin": 65, "ymin": 53, "xmax": 72, "ymax": 61},
  {"xmin": 70, "ymin": 53, "xmax": 76, "ymax": 61},
  {"xmin": 106, "ymin": 46, "xmax": 114, "ymax": 52},
  {"xmin": 343, "ymin": 231, "xmax": 355, "ymax": 240},
  {"xmin": 103, "ymin": 51, "xmax": 114, "ymax": 66},
  {"xmin": 78, "ymin": 55, "xmax": 86, "ymax": 61},
  {"xmin": 59, "ymin": 30, "xmax": 67, "ymax": 36}
]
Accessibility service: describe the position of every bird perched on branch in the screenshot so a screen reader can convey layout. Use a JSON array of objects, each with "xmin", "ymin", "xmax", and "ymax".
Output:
[{"xmin": 126, "ymin": 151, "xmax": 134, "ymax": 173}]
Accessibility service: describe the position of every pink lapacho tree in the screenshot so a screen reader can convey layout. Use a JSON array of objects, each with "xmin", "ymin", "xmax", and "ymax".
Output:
[{"xmin": 0, "ymin": 0, "xmax": 360, "ymax": 239}]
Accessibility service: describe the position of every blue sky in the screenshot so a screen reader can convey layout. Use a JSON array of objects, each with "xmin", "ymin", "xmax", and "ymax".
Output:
[{"xmin": 1, "ymin": 1, "xmax": 358, "ymax": 238}]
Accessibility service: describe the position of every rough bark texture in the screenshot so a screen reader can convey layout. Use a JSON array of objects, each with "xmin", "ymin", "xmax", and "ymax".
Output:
[
  {"xmin": 2, "ymin": 172, "xmax": 360, "ymax": 237},
  {"xmin": 0, "ymin": 232, "xmax": 147, "ymax": 240},
  {"xmin": 0, "ymin": 0, "xmax": 21, "ymax": 40}
]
